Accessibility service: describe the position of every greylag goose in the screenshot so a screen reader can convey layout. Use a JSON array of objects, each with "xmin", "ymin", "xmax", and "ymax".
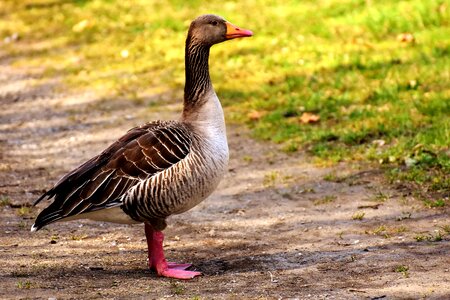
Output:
[{"xmin": 31, "ymin": 14, "xmax": 252, "ymax": 279}]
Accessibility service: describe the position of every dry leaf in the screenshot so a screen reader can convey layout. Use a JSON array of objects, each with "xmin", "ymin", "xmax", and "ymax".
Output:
[
  {"xmin": 300, "ymin": 112, "xmax": 320, "ymax": 124},
  {"xmin": 247, "ymin": 110, "xmax": 266, "ymax": 121},
  {"xmin": 72, "ymin": 20, "xmax": 90, "ymax": 33},
  {"xmin": 397, "ymin": 33, "xmax": 415, "ymax": 43}
]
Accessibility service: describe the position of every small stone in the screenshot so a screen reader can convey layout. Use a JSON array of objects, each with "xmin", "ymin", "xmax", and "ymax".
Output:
[
  {"xmin": 404, "ymin": 157, "xmax": 417, "ymax": 167},
  {"xmin": 372, "ymin": 139, "xmax": 386, "ymax": 147}
]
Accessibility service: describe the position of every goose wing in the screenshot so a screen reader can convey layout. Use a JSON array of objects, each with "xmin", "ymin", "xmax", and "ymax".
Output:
[{"xmin": 32, "ymin": 121, "xmax": 192, "ymax": 230}]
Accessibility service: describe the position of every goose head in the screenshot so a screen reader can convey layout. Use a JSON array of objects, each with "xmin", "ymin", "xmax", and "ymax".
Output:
[{"xmin": 187, "ymin": 14, "xmax": 253, "ymax": 46}]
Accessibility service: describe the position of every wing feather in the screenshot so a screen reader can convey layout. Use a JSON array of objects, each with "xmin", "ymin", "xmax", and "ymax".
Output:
[{"xmin": 32, "ymin": 121, "xmax": 193, "ymax": 230}]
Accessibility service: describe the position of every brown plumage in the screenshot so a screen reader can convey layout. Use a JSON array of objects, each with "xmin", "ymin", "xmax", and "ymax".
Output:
[
  {"xmin": 32, "ymin": 121, "xmax": 193, "ymax": 230},
  {"xmin": 32, "ymin": 14, "xmax": 252, "ymax": 279}
]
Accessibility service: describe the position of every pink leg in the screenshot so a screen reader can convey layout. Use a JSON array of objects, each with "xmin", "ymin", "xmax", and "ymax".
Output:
[{"xmin": 144, "ymin": 223, "xmax": 201, "ymax": 279}]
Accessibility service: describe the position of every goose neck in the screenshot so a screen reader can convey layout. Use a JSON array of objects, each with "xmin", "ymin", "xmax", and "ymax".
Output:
[{"xmin": 183, "ymin": 37, "xmax": 213, "ymax": 111}]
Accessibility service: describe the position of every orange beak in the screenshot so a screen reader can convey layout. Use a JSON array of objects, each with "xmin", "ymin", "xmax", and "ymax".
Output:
[{"xmin": 225, "ymin": 21, "xmax": 253, "ymax": 40}]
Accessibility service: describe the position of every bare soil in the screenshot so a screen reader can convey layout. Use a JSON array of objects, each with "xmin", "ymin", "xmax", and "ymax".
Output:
[{"xmin": 1, "ymin": 63, "xmax": 449, "ymax": 300}]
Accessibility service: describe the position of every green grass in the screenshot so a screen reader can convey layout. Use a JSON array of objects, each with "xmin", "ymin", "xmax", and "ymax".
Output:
[
  {"xmin": 415, "ymin": 230, "xmax": 446, "ymax": 242},
  {"xmin": 17, "ymin": 280, "xmax": 33, "ymax": 289},
  {"xmin": 423, "ymin": 198, "xmax": 447, "ymax": 208},
  {"xmin": 0, "ymin": 196, "xmax": 11, "ymax": 207},
  {"xmin": 352, "ymin": 211, "xmax": 365, "ymax": 220},
  {"xmin": 170, "ymin": 282, "xmax": 185, "ymax": 295},
  {"xmin": 16, "ymin": 206, "xmax": 32, "ymax": 217},
  {"xmin": 314, "ymin": 195, "xmax": 337, "ymax": 205},
  {"xmin": 394, "ymin": 265, "xmax": 409, "ymax": 278},
  {"xmin": 1, "ymin": 0, "xmax": 449, "ymax": 196}
]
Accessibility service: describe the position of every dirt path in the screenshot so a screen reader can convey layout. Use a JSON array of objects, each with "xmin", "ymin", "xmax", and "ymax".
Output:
[{"xmin": 1, "ymin": 63, "xmax": 449, "ymax": 299}]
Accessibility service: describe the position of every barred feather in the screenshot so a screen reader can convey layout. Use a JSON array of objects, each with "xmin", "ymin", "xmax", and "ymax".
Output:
[{"xmin": 32, "ymin": 121, "xmax": 195, "ymax": 230}]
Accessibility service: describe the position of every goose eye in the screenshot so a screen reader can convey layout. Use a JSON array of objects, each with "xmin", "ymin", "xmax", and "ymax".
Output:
[{"xmin": 210, "ymin": 21, "xmax": 218, "ymax": 26}]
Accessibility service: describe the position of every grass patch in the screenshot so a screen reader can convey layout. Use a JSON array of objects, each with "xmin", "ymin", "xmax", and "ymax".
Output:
[
  {"xmin": 18, "ymin": 221, "xmax": 27, "ymax": 229},
  {"xmin": 16, "ymin": 206, "xmax": 32, "ymax": 217},
  {"xmin": 314, "ymin": 195, "xmax": 337, "ymax": 205},
  {"xmin": 441, "ymin": 225, "xmax": 450, "ymax": 234},
  {"xmin": 370, "ymin": 190, "xmax": 391, "ymax": 202},
  {"xmin": 17, "ymin": 280, "xmax": 33, "ymax": 289},
  {"xmin": 352, "ymin": 211, "xmax": 365, "ymax": 220},
  {"xmin": 323, "ymin": 173, "xmax": 346, "ymax": 183},
  {"xmin": 50, "ymin": 234, "xmax": 59, "ymax": 244},
  {"xmin": 170, "ymin": 282, "xmax": 185, "ymax": 295},
  {"xmin": 263, "ymin": 171, "xmax": 279, "ymax": 187},
  {"xmin": 394, "ymin": 265, "xmax": 409, "ymax": 278},
  {"xmin": 365, "ymin": 225, "xmax": 401, "ymax": 238},
  {"xmin": 0, "ymin": 0, "xmax": 448, "ymax": 196},
  {"xmin": 0, "ymin": 196, "xmax": 11, "ymax": 207},
  {"xmin": 71, "ymin": 234, "xmax": 88, "ymax": 241},
  {"xmin": 415, "ymin": 230, "xmax": 446, "ymax": 242},
  {"xmin": 423, "ymin": 198, "xmax": 447, "ymax": 208},
  {"xmin": 242, "ymin": 155, "xmax": 253, "ymax": 163}
]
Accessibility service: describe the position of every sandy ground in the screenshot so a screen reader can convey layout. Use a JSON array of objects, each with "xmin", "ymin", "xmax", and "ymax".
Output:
[{"xmin": 0, "ymin": 63, "xmax": 449, "ymax": 300}]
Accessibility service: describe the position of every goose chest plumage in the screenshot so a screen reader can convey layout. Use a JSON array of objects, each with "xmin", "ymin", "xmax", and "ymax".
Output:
[{"xmin": 32, "ymin": 14, "xmax": 253, "ymax": 279}]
